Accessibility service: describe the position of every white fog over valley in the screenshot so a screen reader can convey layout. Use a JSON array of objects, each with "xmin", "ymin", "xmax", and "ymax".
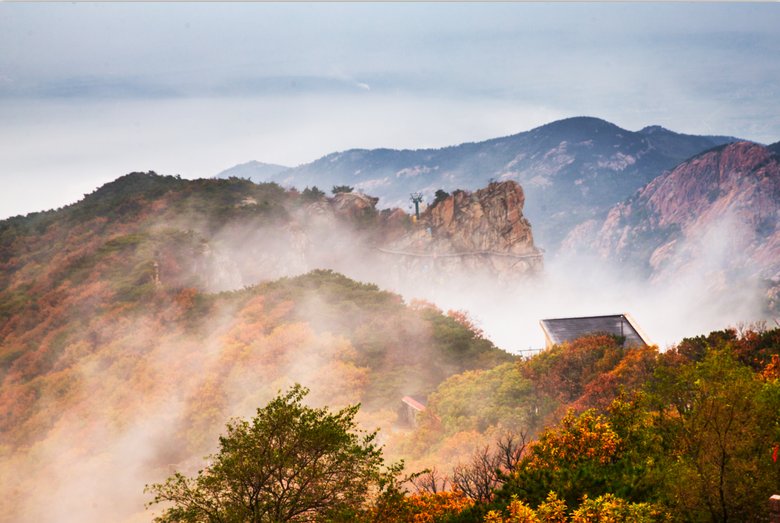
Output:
[{"xmin": 2, "ymin": 3, "xmax": 780, "ymax": 523}]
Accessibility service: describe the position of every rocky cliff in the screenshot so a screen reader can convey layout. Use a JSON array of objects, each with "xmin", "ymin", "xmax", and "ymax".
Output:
[
  {"xmin": 565, "ymin": 142, "xmax": 780, "ymax": 310},
  {"xmin": 381, "ymin": 181, "xmax": 542, "ymax": 279},
  {"xmin": 179, "ymin": 179, "xmax": 541, "ymax": 293}
]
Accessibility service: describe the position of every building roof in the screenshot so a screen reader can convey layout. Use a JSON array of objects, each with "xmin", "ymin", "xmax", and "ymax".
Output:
[
  {"xmin": 539, "ymin": 314, "xmax": 650, "ymax": 348},
  {"xmin": 401, "ymin": 396, "xmax": 427, "ymax": 412}
]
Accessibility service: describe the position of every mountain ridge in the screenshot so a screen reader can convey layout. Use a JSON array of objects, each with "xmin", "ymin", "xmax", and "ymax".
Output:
[
  {"xmin": 2, "ymin": 160, "xmax": 779, "ymax": 521},
  {"xmin": 0, "ymin": 173, "xmax": 522, "ymax": 521},
  {"xmin": 216, "ymin": 160, "xmax": 290, "ymax": 183},
  {"xmin": 768, "ymin": 140, "xmax": 780, "ymax": 156},
  {"xmin": 563, "ymin": 140, "xmax": 780, "ymax": 312},
  {"xmin": 224, "ymin": 116, "xmax": 742, "ymax": 252}
]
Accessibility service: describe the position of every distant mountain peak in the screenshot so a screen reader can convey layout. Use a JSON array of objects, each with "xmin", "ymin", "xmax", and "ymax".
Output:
[
  {"xmin": 235, "ymin": 160, "xmax": 289, "ymax": 170},
  {"xmin": 215, "ymin": 116, "xmax": 747, "ymax": 253},
  {"xmin": 537, "ymin": 116, "xmax": 625, "ymax": 134},
  {"xmin": 768, "ymin": 141, "xmax": 780, "ymax": 156},
  {"xmin": 216, "ymin": 161, "xmax": 290, "ymax": 182},
  {"xmin": 549, "ymin": 115, "xmax": 615, "ymax": 126},
  {"xmin": 637, "ymin": 125, "xmax": 741, "ymax": 151},
  {"xmin": 639, "ymin": 125, "xmax": 671, "ymax": 135}
]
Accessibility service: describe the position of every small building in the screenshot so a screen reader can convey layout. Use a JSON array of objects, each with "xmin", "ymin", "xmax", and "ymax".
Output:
[
  {"xmin": 399, "ymin": 396, "xmax": 427, "ymax": 427},
  {"xmin": 539, "ymin": 313, "xmax": 651, "ymax": 349}
]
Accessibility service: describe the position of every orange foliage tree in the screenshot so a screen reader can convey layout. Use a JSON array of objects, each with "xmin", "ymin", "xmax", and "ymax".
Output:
[{"xmin": 405, "ymin": 491, "xmax": 475, "ymax": 523}]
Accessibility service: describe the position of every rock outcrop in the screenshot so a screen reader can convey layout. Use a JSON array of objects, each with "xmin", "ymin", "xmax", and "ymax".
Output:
[
  {"xmin": 426, "ymin": 182, "xmax": 534, "ymax": 252},
  {"xmin": 382, "ymin": 181, "xmax": 542, "ymax": 278},
  {"xmin": 330, "ymin": 192, "xmax": 380, "ymax": 220},
  {"xmin": 188, "ymin": 180, "xmax": 541, "ymax": 292},
  {"xmin": 565, "ymin": 141, "xmax": 780, "ymax": 310}
]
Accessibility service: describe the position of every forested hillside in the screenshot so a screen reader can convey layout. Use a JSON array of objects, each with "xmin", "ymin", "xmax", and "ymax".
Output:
[
  {"xmin": 1, "ymin": 171, "xmax": 778, "ymax": 522},
  {"xmin": 393, "ymin": 326, "xmax": 780, "ymax": 522},
  {"xmin": 0, "ymin": 173, "xmax": 510, "ymax": 522},
  {"xmin": 146, "ymin": 327, "xmax": 780, "ymax": 522}
]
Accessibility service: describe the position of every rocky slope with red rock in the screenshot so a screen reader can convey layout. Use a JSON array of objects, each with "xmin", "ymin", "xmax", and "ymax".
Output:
[
  {"xmin": 565, "ymin": 142, "xmax": 780, "ymax": 310},
  {"xmin": 382, "ymin": 181, "xmax": 542, "ymax": 279}
]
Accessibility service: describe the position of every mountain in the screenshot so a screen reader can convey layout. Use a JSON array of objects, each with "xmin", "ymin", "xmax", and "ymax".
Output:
[
  {"xmin": 0, "ymin": 172, "xmax": 537, "ymax": 308},
  {"xmin": 2, "ymin": 170, "xmax": 778, "ymax": 522},
  {"xmin": 216, "ymin": 160, "xmax": 290, "ymax": 182},
  {"xmin": 768, "ymin": 140, "xmax": 780, "ymax": 156},
  {"xmin": 566, "ymin": 141, "xmax": 780, "ymax": 311},
  {"xmin": 253, "ymin": 116, "xmax": 737, "ymax": 252},
  {"xmin": 0, "ymin": 172, "xmax": 515, "ymax": 521},
  {"xmin": 636, "ymin": 125, "xmax": 738, "ymax": 159}
]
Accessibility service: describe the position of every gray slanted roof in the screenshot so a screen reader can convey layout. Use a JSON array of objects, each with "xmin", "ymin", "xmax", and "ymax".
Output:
[{"xmin": 539, "ymin": 314, "xmax": 650, "ymax": 348}]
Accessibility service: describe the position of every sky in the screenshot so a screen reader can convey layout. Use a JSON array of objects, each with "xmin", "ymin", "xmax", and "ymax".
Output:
[{"xmin": 1, "ymin": 2, "xmax": 779, "ymax": 219}]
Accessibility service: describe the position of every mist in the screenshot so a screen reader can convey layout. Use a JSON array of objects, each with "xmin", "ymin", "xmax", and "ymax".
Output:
[
  {"xmin": 173, "ymin": 189, "xmax": 771, "ymax": 353},
  {"xmin": 2, "ymin": 2, "xmax": 779, "ymax": 519},
  {"xmin": 0, "ymin": 271, "xmax": 379, "ymax": 522},
  {"xmin": 1, "ymin": 174, "xmax": 775, "ymax": 522}
]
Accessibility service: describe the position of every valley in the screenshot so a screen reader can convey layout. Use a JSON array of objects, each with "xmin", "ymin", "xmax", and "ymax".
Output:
[{"xmin": 1, "ymin": 116, "xmax": 779, "ymax": 522}]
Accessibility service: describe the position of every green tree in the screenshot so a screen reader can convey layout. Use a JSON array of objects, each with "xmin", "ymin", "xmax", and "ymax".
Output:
[
  {"xmin": 301, "ymin": 186, "xmax": 326, "ymax": 201},
  {"xmin": 146, "ymin": 385, "xmax": 384, "ymax": 522},
  {"xmin": 650, "ymin": 348, "xmax": 780, "ymax": 522},
  {"xmin": 501, "ymin": 409, "xmax": 623, "ymax": 508},
  {"xmin": 432, "ymin": 189, "xmax": 450, "ymax": 205},
  {"xmin": 496, "ymin": 394, "xmax": 668, "ymax": 511},
  {"xmin": 331, "ymin": 185, "xmax": 354, "ymax": 194}
]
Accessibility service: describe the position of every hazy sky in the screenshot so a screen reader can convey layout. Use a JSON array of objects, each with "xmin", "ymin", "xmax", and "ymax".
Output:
[{"xmin": 1, "ymin": 2, "xmax": 779, "ymax": 218}]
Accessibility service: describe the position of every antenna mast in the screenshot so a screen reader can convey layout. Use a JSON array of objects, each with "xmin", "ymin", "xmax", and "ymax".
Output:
[{"xmin": 410, "ymin": 192, "xmax": 424, "ymax": 221}]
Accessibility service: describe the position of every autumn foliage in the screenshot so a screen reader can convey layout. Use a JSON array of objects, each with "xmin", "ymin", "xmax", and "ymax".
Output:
[
  {"xmin": 392, "ymin": 329, "xmax": 779, "ymax": 523},
  {"xmin": 0, "ymin": 173, "xmax": 510, "ymax": 522},
  {"xmin": 2, "ymin": 173, "xmax": 779, "ymax": 522}
]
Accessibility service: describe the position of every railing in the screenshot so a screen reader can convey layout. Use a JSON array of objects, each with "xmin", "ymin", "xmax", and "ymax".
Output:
[{"xmin": 377, "ymin": 248, "xmax": 543, "ymax": 259}]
